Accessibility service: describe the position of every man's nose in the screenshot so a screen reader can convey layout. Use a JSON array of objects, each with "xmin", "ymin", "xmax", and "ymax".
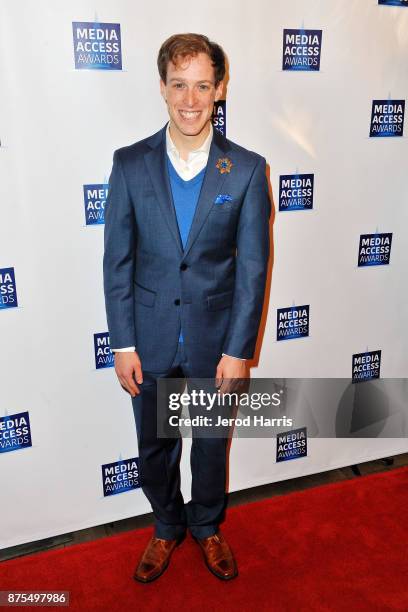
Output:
[{"xmin": 183, "ymin": 87, "xmax": 197, "ymax": 107}]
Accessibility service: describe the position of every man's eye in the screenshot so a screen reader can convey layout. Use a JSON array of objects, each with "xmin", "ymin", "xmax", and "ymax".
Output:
[
  {"xmin": 174, "ymin": 83, "xmax": 184, "ymax": 89},
  {"xmin": 199, "ymin": 84, "xmax": 210, "ymax": 91}
]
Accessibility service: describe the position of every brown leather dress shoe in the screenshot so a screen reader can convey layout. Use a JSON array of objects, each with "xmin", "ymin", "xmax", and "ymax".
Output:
[
  {"xmin": 195, "ymin": 532, "xmax": 238, "ymax": 580},
  {"xmin": 133, "ymin": 535, "xmax": 184, "ymax": 583}
]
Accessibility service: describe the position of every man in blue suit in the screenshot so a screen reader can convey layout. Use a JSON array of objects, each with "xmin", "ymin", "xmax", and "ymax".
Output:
[{"xmin": 103, "ymin": 33, "xmax": 270, "ymax": 583}]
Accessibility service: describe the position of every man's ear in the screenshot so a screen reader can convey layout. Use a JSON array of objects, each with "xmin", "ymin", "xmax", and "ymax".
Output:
[
  {"xmin": 214, "ymin": 80, "xmax": 224, "ymax": 102},
  {"xmin": 159, "ymin": 79, "xmax": 167, "ymax": 102}
]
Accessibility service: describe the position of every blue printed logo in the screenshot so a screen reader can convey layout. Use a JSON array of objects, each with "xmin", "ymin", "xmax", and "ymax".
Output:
[
  {"xmin": 352, "ymin": 350, "xmax": 381, "ymax": 383},
  {"xmin": 358, "ymin": 233, "xmax": 392, "ymax": 266},
  {"xmin": 0, "ymin": 267, "xmax": 18, "ymax": 310},
  {"xmin": 282, "ymin": 29, "xmax": 322, "ymax": 71},
  {"xmin": 102, "ymin": 457, "xmax": 140, "ymax": 496},
  {"xmin": 379, "ymin": 1, "xmax": 408, "ymax": 6},
  {"xmin": 212, "ymin": 100, "xmax": 226, "ymax": 136},
  {"xmin": 276, "ymin": 427, "xmax": 307, "ymax": 462},
  {"xmin": 72, "ymin": 22, "xmax": 122, "ymax": 70},
  {"xmin": 94, "ymin": 332, "xmax": 114, "ymax": 369},
  {"xmin": 277, "ymin": 305, "xmax": 309, "ymax": 341},
  {"xmin": 84, "ymin": 184, "xmax": 108, "ymax": 225},
  {"xmin": 370, "ymin": 100, "xmax": 405, "ymax": 137},
  {"xmin": 0, "ymin": 412, "xmax": 32, "ymax": 454},
  {"xmin": 279, "ymin": 174, "xmax": 314, "ymax": 211}
]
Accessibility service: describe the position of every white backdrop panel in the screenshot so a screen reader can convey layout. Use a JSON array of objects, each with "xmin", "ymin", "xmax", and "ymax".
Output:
[{"xmin": 0, "ymin": 0, "xmax": 407, "ymax": 549}]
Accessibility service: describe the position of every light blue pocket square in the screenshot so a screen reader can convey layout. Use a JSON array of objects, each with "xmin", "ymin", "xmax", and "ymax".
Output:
[{"xmin": 214, "ymin": 194, "xmax": 233, "ymax": 205}]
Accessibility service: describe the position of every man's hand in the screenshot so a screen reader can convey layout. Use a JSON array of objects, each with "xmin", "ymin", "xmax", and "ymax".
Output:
[
  {"xmin": 215, "ymin": 354, "xmax": 248, "ymax": 394},
  {"xmin": 114, "ymin": 351, "xmax": 143, "ymax": 398}
]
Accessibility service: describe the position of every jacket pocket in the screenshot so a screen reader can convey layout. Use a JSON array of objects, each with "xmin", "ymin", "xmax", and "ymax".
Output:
[
  {"xmin": 212, "ymin": 202, "xmax": 233, "ymax": 214},
  {"xmin": 206, "ymin": 290, "xmax": 234, "ymax": 311},
  {"xmin": 134, "ymin": 282, "xmax": 156, "ymax": 307}
]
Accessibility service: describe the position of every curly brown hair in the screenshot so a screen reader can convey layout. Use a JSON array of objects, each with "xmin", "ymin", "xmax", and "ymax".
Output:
[{"xmin": 157, "ymin": 33, "xmax": 226, "ymax": 86}]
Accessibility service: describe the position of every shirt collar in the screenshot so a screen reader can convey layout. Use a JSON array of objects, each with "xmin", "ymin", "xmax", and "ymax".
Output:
[{"xmin": 166, "ymin": 122, "xmax": 213, "ymax": 159}]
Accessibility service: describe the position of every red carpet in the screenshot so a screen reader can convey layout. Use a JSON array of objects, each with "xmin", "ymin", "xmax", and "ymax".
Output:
[{"xmin": 1, "ymin": 467, "xmax": 408, "ymax": 611}]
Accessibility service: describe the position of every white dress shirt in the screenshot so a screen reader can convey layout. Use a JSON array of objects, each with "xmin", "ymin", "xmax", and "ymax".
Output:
[
  {"xmin": 166, "ymin": 121, "xmax": 213, "ymax": 180},
  {"xmin": 112, "ymin": 122, "xmax": 244, "ymax": 360}
]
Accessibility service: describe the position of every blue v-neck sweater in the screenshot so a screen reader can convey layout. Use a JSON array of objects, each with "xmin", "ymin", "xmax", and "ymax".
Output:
[
  {"xmin": 167, "ymin": 157, "xmax": 206, "ymax": 249},
  {"xmin": 166, "ymin": 156, "xmax": 206, "ymax": 342}
]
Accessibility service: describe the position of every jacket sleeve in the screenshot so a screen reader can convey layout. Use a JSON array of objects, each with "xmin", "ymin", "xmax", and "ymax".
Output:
[
  {"xmin": 103, "ymin": 150, "xmax": 137, "ymax": 349},
  {"xmin": 221, "ymin": 156, "xmax": 271, "ymax": 359}
]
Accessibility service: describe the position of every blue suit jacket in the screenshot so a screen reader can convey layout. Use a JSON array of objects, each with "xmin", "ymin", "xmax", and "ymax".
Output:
[{"xmin": 103, "ymin": 124, "xmax": 271, "ymax": 374}]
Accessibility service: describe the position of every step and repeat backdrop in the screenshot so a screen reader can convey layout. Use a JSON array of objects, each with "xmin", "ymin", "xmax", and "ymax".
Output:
[{"xmin": 1, "ymin": 0, "xmax": 407, "ymax": 549}]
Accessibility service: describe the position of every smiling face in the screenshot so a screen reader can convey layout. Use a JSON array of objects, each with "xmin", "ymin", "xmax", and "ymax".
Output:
[{"xmin": 160, "ymin": 52, "xmax": 223, "ymax": 147}]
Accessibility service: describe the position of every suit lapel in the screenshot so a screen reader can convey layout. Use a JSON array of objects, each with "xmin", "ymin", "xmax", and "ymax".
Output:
[
  {"xmin": 143, "ymin": 124, "xmax": 231, "ymax": 258},
  {"xmin": 183, "ymin": 129, "xmax": 231, "ymax": 259},
  {"xmin": 144, "ymin": 126, "xmax": 183, "ymax": 254}
]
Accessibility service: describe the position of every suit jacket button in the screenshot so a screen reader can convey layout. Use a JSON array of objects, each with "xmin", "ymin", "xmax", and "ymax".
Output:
[
  {"xmin": 174, "ymin": 298, "xmax": 180, "ymax": 306},
  {"xmin": 180, "ymin": 263, "xmax": 188, "ymax": 271}
]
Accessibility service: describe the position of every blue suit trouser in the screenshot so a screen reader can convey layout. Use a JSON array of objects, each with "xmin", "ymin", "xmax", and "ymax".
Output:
[{"xmin": 131, "ymin": 342, "xmax": 229, "ymax": 540}]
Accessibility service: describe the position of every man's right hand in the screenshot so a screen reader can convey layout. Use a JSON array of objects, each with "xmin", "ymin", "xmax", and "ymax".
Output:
[{"xmin": 114, "ymin": 351, "xmax": 143, "ymax": 398}]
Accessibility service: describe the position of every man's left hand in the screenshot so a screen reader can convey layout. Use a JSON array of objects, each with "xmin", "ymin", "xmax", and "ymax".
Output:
[{"xmin": 215, "ymin": 355, "xmax": 248, "ymax": 394}]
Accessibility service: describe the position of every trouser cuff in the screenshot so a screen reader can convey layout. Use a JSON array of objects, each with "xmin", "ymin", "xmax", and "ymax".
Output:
[
  {"xmin": 189, "ymin": 524, "xmax": 218, "ymax": 539},
  {"xmin": 154, "ymin": 523, "xmax": 186, "ymax": 541}
]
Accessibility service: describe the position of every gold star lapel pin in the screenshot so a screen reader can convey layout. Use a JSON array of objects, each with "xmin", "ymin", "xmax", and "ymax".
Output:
[{"xmin": 216, "ymin": 157, "xmax": 233, "ymax": 174}]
